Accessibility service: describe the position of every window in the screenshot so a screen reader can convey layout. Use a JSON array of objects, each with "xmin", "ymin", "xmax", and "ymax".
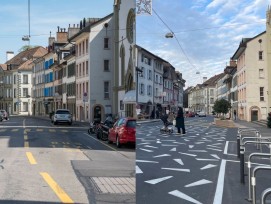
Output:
[
  {"xmin": 23, "ymin": 88, "xmax": 28, "ymax": 97},
  {"xmin": 23, "ymin": 75, "xmax": 28, "ymax": 84},
  {"xmin": 260, "ymin": 87, "xmax": 264, "ymax": 101},
  {"xmin": 86, "ymin": 39, "xmax": 88, "ymax": 53},
  {"xmin": 14, "ymin": 75, "xmax": 16, "ymax": 84},
  {"xmin": 160, "ymin": 76, "xmax": 162, "ymax": 84},
  {"xmin": 104, "ymin": 38, "xmax": 109, "ymax": 49},
  {"xmin": 120, "ymin": 100, "xmax": 124, "ymax": 110},
  {"xmin": 140, "ymin": 67, "xmax": 145, "ymax": 78},
  {"xmin": 140, "ymin": 83, "xmax": 144, "ymax": 94},
  {"xmin": 104, "ymin": 81, "xmax": 109, "ymax": 99},
  {"xmin": 86, "ymin": 61, "xmax": 88, "ymax": 75},
  {"xmin": 104, "ymin": 60, "xmax": 109, "ymax": 71},
  {"xmin": 14, "ymin": 89, "xmax": 16, "ymax": 98},
  {"xmin": 147, "ymin": 85, "xmax": 152, "ymax": 96},
  {"xmin": 259, "ymin": 69, "xmax": 264, "ymax": 78},
  {"xmin": 148, "ymin": 70, "xmax": 152, "ymax": 80},
  {"xmin": 155, "ymin": 75, "xmax": 158, "ymax": 83},
  {"xmin": 259, "ymin": 51, "xmax": 263, "ymax": 60}
]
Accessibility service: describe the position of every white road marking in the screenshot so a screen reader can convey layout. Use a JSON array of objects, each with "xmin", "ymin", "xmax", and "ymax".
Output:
[
  {"xmin": 207, "ymin": 145, "xmax": 222, "ymax": 148},
  {"xmin": 189, "ymin": 150, "xmax": 207, "ymax": 152},
  {"xmin": 139, "ymin": 148, "xmax": 154, "ymax": 152},
  {"xmin": 161, "ymin": 168, "xmax": 190, "ymax": 172},
  {"xmin": 145, "ymin": 176, "xmax": 173, "ymax": 184},
  {"xmin": 211, "ymin": 154, "xmax": 220, "ymax": 160},
  {"xmin": 213, "ymin": 159, "xmax": 226, "ymax": 204},
  {"xmin": 207, "ymin": 148, "xmax": 222, "ymax": 152},
  {"xmin": 173, "ymin": 159, "xmax": 184, "ymax": 165},
  {"xmin": 144, "ymin": 145, "xmax": 158, "ymax": 149},
  {"xmin": 189, "ymin": 145, "xmax": 194, "ymax": 148},
  {"xmin": 200, "ymin": 164, "xmax": 217, "ymax": 170},
  {"xmin": 196, "ymin": 158, "xmax": 219, "ymax": 161},
  {"xmin": 157, "ymin": 141, "xmax": 162, "ymax": 144},
  {"xmin": 161, "ymin": 144, "xmax": 178, "ymax": 147},
  {"xmin": 195, "ymin": 142, "xmax": 205, "ymax": 144},
  {"xmin": 153, "ymin": 154, "xmax": 171, "ymax": 158},
  {"xmin": 170, "ymin": 147, "xmax": 177, "ymax": 151},
  {"xmin": 185, "ymin": 179, "xmax": 212, "ymax": 187},
  {"xmin": 136, "ymin": 166, "xmax": 143, "ymax": 174},
  {"xmin": 136, "ymin": 160, "xmax": 158, "ymax": 163},
  {"xmin": 169, "ymin": 190, "xmax": 202, "ymax": 204},
  {"xmin": 179, "ymin": 152, "xmax": 197, "ymax": 157},
  {"xmin": 137, "ymin": 143, "xmax": 151, "ymax": 145},
  {"xmin": 161, "ymin": 140, "xmax": 176, "ymax": 141},
  {"xmin": 212, "ymin": 143, "xmax": 223, "ymax": 146},
  {"xmin": 223, "ymin": 141, "xmax": 229, "ymax": 155},
  {"xmin": 173, "ymin": 142, "xmax": 186, "ymax": 145},
  {"xmin": 184, "ymin": 139, "xmax": 190, "ymax": 142}
]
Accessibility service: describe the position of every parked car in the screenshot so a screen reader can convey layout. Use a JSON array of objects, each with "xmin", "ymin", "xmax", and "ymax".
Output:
[
  {"xmin": 198, "ymin": 111, "xmax": 207, "ymax": 117},
  {"xmin": 185, "ymin": 111, "xmax": 195, "ymax": 117},
  {"xmin": 51, "ymin": 109, "xmax": 72, "ymax": 125},
  {"xmin": 108, "ymin": 117, "xmax": 136, "ymax": 148},
  {"xmin": 0, "ymin": 110, "xmax": 8, "ymax": 120}
]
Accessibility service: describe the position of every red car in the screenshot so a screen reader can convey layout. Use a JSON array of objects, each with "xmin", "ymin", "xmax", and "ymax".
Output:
[{"xmin": 108, "ymin": 117, "xmax": 136, "ymax": 148}]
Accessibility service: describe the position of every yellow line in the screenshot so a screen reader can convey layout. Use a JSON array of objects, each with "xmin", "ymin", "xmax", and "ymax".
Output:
[
  {"xmin": 26, "ymin": 152, "xmax": 37, "ymax": 164},
  {"xmin": 40, "ymin": 172, "xmax": 74, "ymax": 203}
]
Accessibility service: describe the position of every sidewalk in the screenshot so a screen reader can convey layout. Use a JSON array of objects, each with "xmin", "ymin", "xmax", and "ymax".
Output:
[{"xmin": 233, "ymin": 119, "xmax": 271, "ymax": 136}]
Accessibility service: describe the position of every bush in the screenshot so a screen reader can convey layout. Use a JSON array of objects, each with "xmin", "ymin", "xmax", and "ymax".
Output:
[{"xmin": 267, "ymin": 112, "xmax": 271, "ymax": 128}]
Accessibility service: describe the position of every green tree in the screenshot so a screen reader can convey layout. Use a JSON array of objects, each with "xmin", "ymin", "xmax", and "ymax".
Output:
[{"xmin": 213, "ymin": 99, "xmax": 231, "ymax": 119}]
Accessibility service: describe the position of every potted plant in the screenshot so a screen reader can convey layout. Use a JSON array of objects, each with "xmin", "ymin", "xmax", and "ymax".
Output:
[{"xmin": 213, "ymin": 99, "xmax": 234, "ymax": 127}]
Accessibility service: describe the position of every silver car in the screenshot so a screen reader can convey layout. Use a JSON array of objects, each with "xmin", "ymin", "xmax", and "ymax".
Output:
[
  {"xmin": 198, "ymin": 111, "xmax": 206, "ymax": 117},
  {"xmin": 52, "ymin": 109, "xmax": 72, "ymax": 125}
]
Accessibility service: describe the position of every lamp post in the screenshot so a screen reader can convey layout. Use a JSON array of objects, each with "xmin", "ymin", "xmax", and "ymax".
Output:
[{"xmin": 136, "ymin": 66, "xmax": 143, "ymax": 106}]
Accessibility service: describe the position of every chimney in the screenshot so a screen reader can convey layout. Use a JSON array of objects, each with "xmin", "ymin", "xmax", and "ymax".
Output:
[
  {"xmin": 56, "ymin": 27, "xmax": 68, "ymax": 43},
  {"xmin": 68, "ymin": 25, "xmax": 80, "ymax": 39},
  {"xmin": 6, "ymin": 51, "xmax": 14, "ymax": 61}
]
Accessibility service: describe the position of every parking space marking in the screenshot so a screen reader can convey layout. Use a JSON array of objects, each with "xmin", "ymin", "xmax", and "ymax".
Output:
[{"xmin": 26, "ymin": 152, "xmax": 37, "ymax": 164}]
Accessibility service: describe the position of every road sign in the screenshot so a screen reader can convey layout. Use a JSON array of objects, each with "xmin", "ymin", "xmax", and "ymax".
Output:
[{"xmin": 83, "ymin": 92, "xmax": 88, "ymax": 102}]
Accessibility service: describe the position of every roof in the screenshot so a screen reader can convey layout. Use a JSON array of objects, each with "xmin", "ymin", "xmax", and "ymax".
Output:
[
  {"xmin": 202, "ymin": 73, "xmax": 225, "ymax": 86},
  {"xmin": 0, "ymin": 64, "xmax": 7, "ymax": 71},
  {"xmin": 5, "ymin": 46, "xmax": 47, "ymax": 66}
]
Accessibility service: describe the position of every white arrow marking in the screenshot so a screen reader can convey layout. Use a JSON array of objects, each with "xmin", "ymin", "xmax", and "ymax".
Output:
[
  {"xmin": 136, "ymin": 160, "xmax": 158, "ymax": 163},
  {"xmin": 153, "ymin": 154, "xmax": 171, "ymax": 158},
  {"xmin": 200, "ymin": 164, "xmax": 217, "ymax": 170},
  {"xmin": 184, "ymin": 139, "xmax": 190, "ymax": 142},
  {"xmin": 207, "ymin": 145, "xmax": 221, "ymax": 148},
  {"xmin": 168, "ymin": 190, "xmax": 202, "ymax": 204},
  {"xmin": 207, "ymin": 148, "xmax": 222, "ymax": 152},
  {"xmin": 173, "ymin": 158, "xmax": 184, "ymax": 165},
  {"xmin": 144, "ymin": 145, "xmax": 158, "ymax": 149},
  {"xmin": 170, "ymin": 147, "xmax": 177, "ymax": 151},
  {"xmin": 179, "ymin": 152, "xmax": 197, "ymax": 157},
  {"xmin": 185, "ymin": 179, "xmax": 212, "ymax": 187},
  {"xmin": 145, "ymin": 176, "xmax": 173, "ymax": 184},
  {"xmin": 211, "ymin": 154, "xmax": 220, "ymax": 159},
  {"xmin": 196, "ymin": 134, "xmax": 200, "ymax": 135},
  {"xmin": 162, "ymin": 168, "xmax": 190, "ymax": 172},
  {"xmin": 189, "ymin": 145, "xmax": 194, "ymax": 149},
  {"xmin": 173, "ymin": 142, "xmax": 186, "ymax": 145},
  {"xmin": 157, "ymin": 141, "xmax": 162, "ymax": 144},
  {"xmin": 162, "ymin": 144, "xmax": 178, "ymax": 146},
  {"xmin": 139, "ymin": 148, "xmax": 154, "ymax": 152},
  {"xmin": 189, "ymin": 150, "xmax": 207, "ymax": 152},
  {"xmin": 136, "ymin": 165, "xmax": 143, "ymax": 174},
  {"xmin": 137, "ymin": 142, "xmax": 151, "ymax": 145},
  {"xmin": 212, "ymin": 143, "xmax": 223, "ymax": 146},
  {"xmin": 195, "ymin": 142, "xmax": 205, "ymax": 144}
]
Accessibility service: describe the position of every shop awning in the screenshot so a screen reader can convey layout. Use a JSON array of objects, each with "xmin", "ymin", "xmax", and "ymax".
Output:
[{"xmin": 123, "ymin": 90, "xmax": 136, "ymax": 104}]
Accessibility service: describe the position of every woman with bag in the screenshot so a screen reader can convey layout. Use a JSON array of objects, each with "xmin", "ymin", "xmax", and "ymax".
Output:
[{"xmin": 175, "ymin": 107, "xmax": 186, "ymax": 135}]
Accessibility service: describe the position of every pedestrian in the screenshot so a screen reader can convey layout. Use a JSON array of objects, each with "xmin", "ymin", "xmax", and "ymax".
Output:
[
  {"xmin": 168, "ymin": 112, "xmax": 175, "ymax": 124},
  {"xmin": 175, "ymin": 107, "xmax": 186, "ymax": 135},
  {"xmin": 156, "ymin": 110, "xmax": 159, "ymax": 119},
  {"xmin": 234, "ymin": 110, "xmax": 237, "ymax": 120}
]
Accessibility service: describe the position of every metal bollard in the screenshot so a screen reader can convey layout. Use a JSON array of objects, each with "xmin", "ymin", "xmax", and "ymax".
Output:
[
  {"xmin": 240, "ymin": 143, "xmax": 245, "ymax": 184},
  {"xmin": 237, "ymin": 133, "xmax": 240, "ymax": 158},
  {"xmin": 260, "ymin": 187, "xmax": 271, "ymax": 204},
  {"xmin": 252, "ymin": 166, "xmax": 271, "ymax": 204}
]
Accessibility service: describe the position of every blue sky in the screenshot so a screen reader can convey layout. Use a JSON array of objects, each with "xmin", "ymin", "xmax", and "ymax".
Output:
[
  {"xmin": 136, "ymin": 0, "xmax": 270, "ymax": 87},
  {"xmin": 0, "ymin": 0, "xmax": 114, "ymax": 63}
]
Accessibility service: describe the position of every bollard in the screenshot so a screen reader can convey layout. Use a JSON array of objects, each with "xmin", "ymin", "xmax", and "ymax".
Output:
[
  {"xmin": 240, "ymin": 144, "xmax": 245, "ymax": 184},
  {"xmin": 237, "ymin": 133, "xmax": 240, "ymax": 158},
  {"xmin": 252, "ymin": 166, "xmax": 271, "ymax": 204}
]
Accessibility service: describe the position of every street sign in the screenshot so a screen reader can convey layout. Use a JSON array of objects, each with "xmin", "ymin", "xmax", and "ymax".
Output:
[{"xmin": 83, "ymin": 92, "xmax": 88, "ymax": 102}]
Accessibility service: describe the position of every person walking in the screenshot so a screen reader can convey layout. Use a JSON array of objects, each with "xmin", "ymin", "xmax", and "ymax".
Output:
[
  {"xmin": 175, "ymin": 107, "xmax": 186, "ymax": 135},
  {"xmin": 233, "ymin": 110, "xmax": 237, "ymax": 120}
]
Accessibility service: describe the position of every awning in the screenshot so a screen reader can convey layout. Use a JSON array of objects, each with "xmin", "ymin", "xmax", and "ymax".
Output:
[{"xmin": 123, "ymin": 90, "xmax": 136, "ymax": 104}]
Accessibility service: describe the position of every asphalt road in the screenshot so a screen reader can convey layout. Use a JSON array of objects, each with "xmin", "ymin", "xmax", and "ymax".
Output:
[
  {"xmin": 136, "ymin": 116, "xmax": 271, "ymax": 204},
  {"xmin": 0, "ymin": 116, "xmax": 135, "ymax": 204}
]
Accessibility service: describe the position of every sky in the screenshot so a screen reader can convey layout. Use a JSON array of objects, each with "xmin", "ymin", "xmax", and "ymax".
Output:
[
  {"xmin": 136, "ymin": 0, "xmax": 271, "ymax": 88},
  {"xmin": 0, "ymin": 0, "xmax": 114, "ymax": 63}
]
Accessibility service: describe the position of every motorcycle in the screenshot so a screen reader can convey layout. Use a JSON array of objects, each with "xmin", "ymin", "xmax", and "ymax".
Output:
[
  {"xmin": 88, "ymin": 119, "xmax": 101, "ymax": 135},
  {"xmin": 96, "ymin": 121, "xmax": 114, "ymax": 141}
]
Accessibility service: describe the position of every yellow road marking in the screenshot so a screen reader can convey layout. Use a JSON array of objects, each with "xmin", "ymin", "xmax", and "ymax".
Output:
[
  {"xmin": 24, "ymin": 141, "xmax": 29, "ymax": 148},
  {"xmin": 26, "ymin": 152, "xmax": 37, "ymax": 164},
  {"xmin": 40, "ymin": 172, "xmax": 74, "ymax": 203}
]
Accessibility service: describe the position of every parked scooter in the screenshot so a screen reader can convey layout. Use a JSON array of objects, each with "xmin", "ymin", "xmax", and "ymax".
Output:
[
  {"xmin": 96, "ymin": 115, "xmax": 114, "ymax": 141},
  {"xmin": 88, "ymin": 119, "xmax": 101, "ymax": 135}
]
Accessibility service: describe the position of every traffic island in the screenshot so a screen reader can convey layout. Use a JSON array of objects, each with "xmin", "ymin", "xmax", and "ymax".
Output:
[{"xmin": 214, "ymin": 118, "xmax": 236, "ymax": 128}]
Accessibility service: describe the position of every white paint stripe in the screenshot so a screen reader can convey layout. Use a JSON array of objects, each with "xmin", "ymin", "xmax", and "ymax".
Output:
[
  {"xmin": 185, "ymin": 179, "xmax": 212, "ymax": 187},
  {"xmin": 207, "ymin": 148, "xmax": 222, "ymax": 152},
  {"xmin": 136, "ymin": 166, "xmax": 143, "ymax": 174},
  {"xmin": 227, "ymin": 153, "xmax": 237, "ymax": 157},
  {"xmin": 195, "ymin": 142, "xmax": 205, "ymax": 144},
  {"xmin": 211, "ymin": 154, "xmax": 220, "ymax": 160},
  {"xmin": 173, "ymin": 142, "xmax": 186, "ymax": 145},
  {"xmin": 139, "ymin": 148, "xmax": 153, "ymax": 152},
  {"xmin": 189, "ymin": 145, "xmax": 194, "ymax": 148},
  {"xmin": 157, "ymin": 141, "xmax": 161, "ymax": 144},
  {"xmin": 137, "ymin": 143, "xmax": 151, "ymax": 145},
  {"xmin": 213, "ymin": 159, "xmax": 226, "ymax": 204},
  {"xmin": 136, "ymin": 160, "xmax": 158, "ymax": 163},
  {"xmin": 161, "ymin": 140, "xmax": 176, "ymax": 141},
  {"xmin": 189, "ymin": 150, "xmax": 207, "ymax": 152},
  {"xmin": 223, "ymin": 141, "xmax": 229, "ymax": 155},
  {"xmin": 173, "ymin": 159, "xmax": 184, "ymax": 165},
  {"xmin": 169, "ymin": 190, "xmax": 202, "ymax": 204},
  {"xmin": 161, "ymin": 144, "xmax": 178, "ymax": 146},
  {"xmin": 179, "ymin": 152, "xmax": 197, "ymax": 157},
  {"xmin": 153, "ymin": 154, "xmax": 171, "ymax": 158},
  {"xmin": 144, "ymin": 145, "xmax": 158, "ymax": 149},
  {"xmin": 162, "ymin": 168, "xmax": 190, "ymax": 172},
  {"xmin": 196, "ymin": 158, "xmax": 219, "ymax": 161},
  {"xmin": 212, "ymin": 143, "xmax": 223, "ymax": 146},
  {"xmin": 184, "ymin": 139, "xmax": 190, "ymax": 142},
  {"xmin": 170, "ymin": 147, "xmax": 176, "ymax": 151},
  {"xmin": 200, "ymin": 164, "xmax": 217, "ymax": 170},
  {"xmin": 145, "ymin": 176, "xmax": 173, "ymax": 184}
]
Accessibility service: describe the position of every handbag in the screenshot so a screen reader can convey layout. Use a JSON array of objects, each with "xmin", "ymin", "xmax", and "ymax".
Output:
[{"xmin": 173, "ymin": 119, "xmax": 176, "ymax": 126}]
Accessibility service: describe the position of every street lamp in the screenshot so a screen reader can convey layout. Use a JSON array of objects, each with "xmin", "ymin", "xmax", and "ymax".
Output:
[{"xmin": 136, "ymin": 67, "xmax": 143, "ymax": 109}]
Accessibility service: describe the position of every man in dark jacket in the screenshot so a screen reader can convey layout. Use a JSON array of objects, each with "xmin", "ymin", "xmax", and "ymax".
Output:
[{"xmin": 175, "ymin": 107, "xmax": 186, "ymax": 134}]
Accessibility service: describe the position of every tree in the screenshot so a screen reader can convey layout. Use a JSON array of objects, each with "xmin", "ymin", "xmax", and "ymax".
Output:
[{"xmin": 213, "ymin": 99, "xmax": 231, "ymax": 119}]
